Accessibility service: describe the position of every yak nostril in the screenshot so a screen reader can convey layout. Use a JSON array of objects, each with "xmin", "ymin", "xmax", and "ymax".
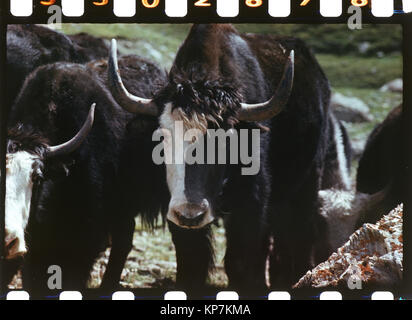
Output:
[
  {"xmin": 190, "ymin": 210, "xmax": 206, "ymax": 225},
  {"xmin": 5, "ymin": 234, "xmax": 19, "ymax": 254},
  {"xmin": 172, "ymin": 204, "xmax": 208, "ymax": 226},
  {"xmin": 4, "ymin": 235, "xmax": 26, "ymax": 259},
  {"xmin": 5, "ymin": 238, "xmax": 18, "ymax": 251}
]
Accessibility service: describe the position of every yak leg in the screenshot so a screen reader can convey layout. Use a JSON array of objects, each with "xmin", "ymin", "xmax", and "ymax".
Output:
[
  {"xmin": 224, "ymin": 212, "xmax": 269, "ymax": 294},
  {"xmin": 169, "ymin": 222, "xmax": 214, "ymax": 292},
  {"xmin": 270, "ymin": 178, "xmax": 330, "ymax": 288},
  {"xmin": 270, "ymin": 221, "xmax": 318, "ymax": 288},
  {"xmin": 100, "ymin": 217, "xmax": 135, "ymax": 289}
]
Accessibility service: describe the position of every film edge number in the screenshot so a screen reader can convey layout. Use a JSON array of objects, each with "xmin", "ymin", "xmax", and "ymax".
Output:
[
  {"xmin": 35, "ymin": 0, "xmax": 373, "ymax": 9},
  {"xmin": 93, "ymin": 0, "xmax": 109, "ymax": 6},
  {"xmin": 36, "ymin": 0, "xmax": 269, "ymax": 9},
  {"xmin": 40, "ymin": 0, "xmax": 56, "ymax": 5}
]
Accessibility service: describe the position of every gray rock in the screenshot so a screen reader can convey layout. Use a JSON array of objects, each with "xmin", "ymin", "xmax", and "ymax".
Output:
[
  {"xmin": 380, "ymin": 78, "xmax": 403, "ymax": 93},
  {"xmin": 358, "ymin": 42, "xmax": 370, "ymax": 54},
  {"xmin": 331, "ymin": 92, "xmax": 373, "ymax": 123},
  {"xmin": 294, "ymin": 204, "xmax": 403, "ymax": 289}
]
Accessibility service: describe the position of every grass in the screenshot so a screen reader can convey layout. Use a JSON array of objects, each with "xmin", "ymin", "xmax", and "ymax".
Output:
[
  {"xmin": 60, "ymin": 24, "xmax": 402, "ymax": 89},
  {"xmin": 318, "ymin": 54, "xmax": 402, "ymax": 89},
  {"xmin": 61, "ymin": 24, "xmax": 189, "ymax": 68}
]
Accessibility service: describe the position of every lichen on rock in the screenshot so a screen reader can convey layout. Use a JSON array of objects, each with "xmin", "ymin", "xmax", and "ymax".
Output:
[{"xmin": 294, "ymin": 204, "xmax": 403, "ymax": 289}]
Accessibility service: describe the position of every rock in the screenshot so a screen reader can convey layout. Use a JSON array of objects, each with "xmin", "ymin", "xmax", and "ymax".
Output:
[
  {"xmin": 358, "ymin": 42, "xmax": 370, "ymax": 54},
  {"xmin": 380, "ymin": 78, "xmax": 403, "ymax": 93},
  {"xmin": 350, "ymin": 138, "xmax": 367, "ymax": 160},
  {"xmin": 330, "ymin": 92, "xmax": 373, "ymax": 123},
  {"xmin": 294, "ymin": 204, "xmax": 403, "ymax": 288}
]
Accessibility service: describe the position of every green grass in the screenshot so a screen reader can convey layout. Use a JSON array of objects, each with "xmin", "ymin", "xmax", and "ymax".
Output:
[
  {"xmin": 60, "ymin": 24, "xmax": 402, "ymax": 89},
  {"xmin": 234, "ymin": 24, "xmax": 402, "ymax": 56},
  {"xmin": 62, "ymin": 24, "xmax": 402, "ymax": 57},
  {"xmin": 61, "ymin": 23, "xmax": 189, "ymax": 68},
  {"xmin": 318, "ymin": 54, "xmax": 402, "ymax": 89}
]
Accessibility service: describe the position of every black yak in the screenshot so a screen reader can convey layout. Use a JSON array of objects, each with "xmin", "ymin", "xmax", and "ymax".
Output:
[{"xmin": 108, "ymin": 24, "xmax": 351, "ymax": 291}]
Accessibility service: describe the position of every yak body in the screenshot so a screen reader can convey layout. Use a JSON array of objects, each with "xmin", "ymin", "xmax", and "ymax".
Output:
[
  {"xmin": 6, "ymin": 55, "xmax": 166, "ymax": 291},
  {"xmin": 7, "ymin": 25, "xmax": 108, "ymax": 114}
]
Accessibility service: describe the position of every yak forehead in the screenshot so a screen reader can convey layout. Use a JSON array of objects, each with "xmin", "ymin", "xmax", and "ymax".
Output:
[
  {"xmin": 7, "ymin": 125, "xmax": 50, "ymax": 159},
  {"xmin": 157, "ymin": 76, "xmax": 242, "ymax": 132},
  {"xmin": 160, "ymin": 102, "xmax": 209, "ymax": 134},
  {"xmin": 6, "ymin": 151, "xmax": 42, "ymax": 192}
]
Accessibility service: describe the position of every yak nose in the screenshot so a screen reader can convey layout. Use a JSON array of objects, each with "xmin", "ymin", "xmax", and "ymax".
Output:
[
  {"xmin": 5, "ymin": 230, "xmax": 26, "ymax": 260},
  {"xmin": 170, "ymin": 201, "xmax": 210, "ymax": 228}
]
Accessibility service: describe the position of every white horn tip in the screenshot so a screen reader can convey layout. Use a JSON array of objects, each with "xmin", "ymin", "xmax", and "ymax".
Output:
[
  {"xmin": 289, "ymin": 50, "xmax": 295, "ymax": 61},
  {"xmin": 90, "ymin": 103, "xmax": 96, "ymax": 119},
  {"xmin": 111, "ymin": 39, "xmax": 117, "ymax": 51}
]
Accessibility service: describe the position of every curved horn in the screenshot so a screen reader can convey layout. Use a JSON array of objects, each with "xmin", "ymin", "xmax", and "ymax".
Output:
[
  {"xmin": 46, "ymin": 103, "xmax": 96, "ymax": 158},
  {"xmin": 238, "ymin": 50, "xmax": 294, "ymax": 122},
  {"xmin": 108, "ymin": 39, "xmax": 159, "ymax": 116}
]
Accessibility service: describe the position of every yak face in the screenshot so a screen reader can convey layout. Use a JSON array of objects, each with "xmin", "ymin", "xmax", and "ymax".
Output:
[
  {"xmin": 4, "ymin": 150, "xmax": 43, "ymax": 259},
  {"xmin": 157, "ymin": 79, "xmax": 241, "ymax": 229},
  {"xmin": 159, "ymin": 104, "xmax": 226, "ymax": 229}
]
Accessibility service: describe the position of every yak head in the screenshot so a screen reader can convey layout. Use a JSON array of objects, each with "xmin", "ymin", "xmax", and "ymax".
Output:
[
  {"xmin": 108, "ymin": 34, "xmax": 294, "ymax": 229},
  {"xmin": 4, "ymin": 104, "xmax": 95, "ymax": 260}
]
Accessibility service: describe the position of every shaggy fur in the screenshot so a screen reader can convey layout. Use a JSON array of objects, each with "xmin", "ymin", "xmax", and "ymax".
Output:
[
  {"xmin": 155, "ymin": 74, "xmax": 242, "ymax": 131},
  {"xmin": 6, "ymin": 25, "xmax": 108, "ymax": 116}
]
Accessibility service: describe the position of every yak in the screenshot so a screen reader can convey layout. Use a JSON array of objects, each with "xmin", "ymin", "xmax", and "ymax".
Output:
[
  {"xmin": 355, "ymin": 105, "xmax": 404, "ymax": 225},
  {"xmin": 4, "ymin": 53, "xmax": 166, "ymax": 292},
  {"xmin": 6, "ymin": 25, "xmax": 108, "ymax": 115},
  {"xmin": 108, "ymin": 24, "xmax": 351, "ymax": 291}
]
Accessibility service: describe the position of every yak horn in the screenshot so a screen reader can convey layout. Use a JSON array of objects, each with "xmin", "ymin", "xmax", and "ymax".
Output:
[
  {"xmin": 108, "ymin": 39, "xmax": 159, "ymax": 116},
  {"xmin": 46, "ymin": 103, "xmax": 96, "ymax": 158},
  {"xmin": 238, "ymin": 50, "xmax": 294, "ymax": 122}
]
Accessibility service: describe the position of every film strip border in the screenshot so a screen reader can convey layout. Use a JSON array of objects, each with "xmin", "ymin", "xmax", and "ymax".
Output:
[
  {"xmin": 4, "ymin": 0, "xmax": 412, "ymax": 22},
  {"xmin": 4, "ymin": 290, "xmax": 398, "ymax": 300},
  {"xmin": 1, "ymin": 1, "xmax": 411, "ymax": 302}
]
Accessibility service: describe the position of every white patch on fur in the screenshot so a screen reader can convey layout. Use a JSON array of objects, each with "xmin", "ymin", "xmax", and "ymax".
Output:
[
  {"xmin": 319, "ymin": 189, "xmax": 369, "ymax": 252},
  {"xmin": 332, "ymin": 117, "xmax": 351, "ymax": 190},
  {"xmin": 160, "ymin": 103, "xmax": 189, "ymax": 225},
  {"xmin": 5, "ymin": 151, "xmax": 40, "ymax": 259},
  {"xmin": 160, "ymin": 103, "xmax": 215, "ymax": 228},
  {"xmin": 319, "ymin": 189, "xmax": 356, "ymax": 251}
]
